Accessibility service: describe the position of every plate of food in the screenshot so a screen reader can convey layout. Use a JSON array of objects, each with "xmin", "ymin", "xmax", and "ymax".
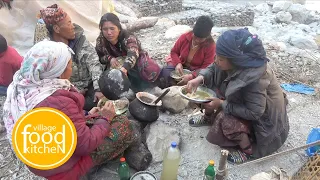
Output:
[
  {"xmin": 179, "ymin": 85, "xmax": 216, "ymax": 103},
  {"xmin": 170, "ymin": 69, "xmax": 192, "ymax": 81},
  {"xmin": 110, "ymin": 56, "xmax": 126, "ymax": 69}
]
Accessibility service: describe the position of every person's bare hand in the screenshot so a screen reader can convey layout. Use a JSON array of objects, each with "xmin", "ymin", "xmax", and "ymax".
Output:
[
  {"xmin": 88, "ymin": 107, "xmax": 100, "ymax": 115},
  {"xmin": 120, "ymin": 67, "xmax": 128, "ymax": 76},
  {"xmin": 175, "ymin": 63, "xmax": 184, "ymax": 76},
  {"xmin": 80, "ymin": 88, "xmax": 88, "ymax": 95},
  {"xmin": 177, "ymin": 74, "xmax": 193, "ymax": 86},
  {"xmin": 186, "ymin": 76, "xmax": 203, "ymax": 93},
  {"xmin": 202, "ymin": 97, "xmax": 223, "ymax": 113},
  {"xmin": 110, "ymin": 58, "xmax": 120, "ymax": 69},
  {"xmin": 100, "ymin": 101, "xmax": 116, "ymax": 121},
  {"xmin": 94, "ymin": 92, "xmax": 105, "ymax": 102}
]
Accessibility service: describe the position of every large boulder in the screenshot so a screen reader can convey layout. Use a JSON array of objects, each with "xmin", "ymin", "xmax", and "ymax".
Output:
[
  {"xmin": 165, "ymin": 25, "xmax": 192, "ymax": 39},
  {"xmin": 255, "ymin": 3, "xmax": 271, "ymax": 14},
  {"xmin": 289, "ymin": 35, "xmax": 318, "ymax": 50},
  {"xmin": 291, "ymin": 0, "xmax": 306, "ymax": 5},
  {"xmin": 275, "ymin": 11, "xmax": 292, "ymax": 23},
  {"xmin": 145, "ymin": 121, "xmax": 181, "ymax": 162},
  {"xmin": 272, "ymin": 1, "xmax": 293, "ymax": 13},
  {"xmin": 288, "ymin": 4, "xmax": 309, "ymax": 24},
  {"xmin": 154, "ymin": 86, "xmax": 189, "ymax": 113}
]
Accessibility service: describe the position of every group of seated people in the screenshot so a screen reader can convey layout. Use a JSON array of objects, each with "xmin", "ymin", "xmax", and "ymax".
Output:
[{"xmin": 1, "ymin": 3, "xmax": 290, "ymax": 180}]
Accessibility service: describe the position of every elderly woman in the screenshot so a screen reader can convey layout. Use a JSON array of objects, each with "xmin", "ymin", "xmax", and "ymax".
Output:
[
  {"xmin": 159, "ymin": 16, "xmax": 216, "ymax": 88},
  {"xmin": 2, "ymin": 41, "xmax": 136, "ymax": 179},
  {"xmin": 95, "ymin": 13, "xmax": 161, "ymax": 92},
  {"xmin": 35, "ymin": 4, "xmax": 105, "ymax": 111},
  {"xmin": 186, "ymin": 28, "xmax": 289, "ymax": 164}
]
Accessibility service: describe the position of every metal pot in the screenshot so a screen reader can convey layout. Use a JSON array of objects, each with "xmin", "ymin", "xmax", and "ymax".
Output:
[{"xmin": 129, "ymin": 89, "xmax": 170, "ymax": 123}]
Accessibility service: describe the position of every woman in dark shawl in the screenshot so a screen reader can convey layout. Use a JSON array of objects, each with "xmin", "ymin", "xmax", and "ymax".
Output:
[{"xmin": 186, "ymin": 28, "xmax": 289, "ymax": 164}]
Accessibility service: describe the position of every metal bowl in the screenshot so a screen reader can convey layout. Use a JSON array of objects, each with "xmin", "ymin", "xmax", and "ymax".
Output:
[
  {"xmin": 130, "ymin": 171, "xmax": 157, "ymax": 180},
  {"xmin": 179, "ymin": 85, "xmax": 216, "ymax": 103},
  {"xmin": 170, "ymin": 69, "xmax": 192, "ymax": 81},
  {"xmin": 136, "ymin": 92, "xmax": 162, "ymax": 107}
]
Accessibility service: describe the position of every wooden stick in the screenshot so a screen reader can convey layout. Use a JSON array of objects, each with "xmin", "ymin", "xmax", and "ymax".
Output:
[{"xmin": 228, "ymin": 140, "xmax": 320, "ymax": 170}]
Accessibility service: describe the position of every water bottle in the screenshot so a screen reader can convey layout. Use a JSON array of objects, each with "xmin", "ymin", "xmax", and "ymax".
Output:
[{"xmin": 160, "ymin": 142, "xmax": 181, "ymax": 180}]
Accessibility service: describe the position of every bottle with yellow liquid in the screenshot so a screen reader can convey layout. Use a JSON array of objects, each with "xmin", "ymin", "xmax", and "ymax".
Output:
[{"xmin": 160, "ymin": 142, "xmax": 181, "ymax": 180}]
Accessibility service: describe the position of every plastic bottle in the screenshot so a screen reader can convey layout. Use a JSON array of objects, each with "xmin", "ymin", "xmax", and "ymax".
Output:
[
  {"xmin": 203, "ymin": 160, "xmax": 216, "ymax": 180},
  {"xmin": 118, "ymin": 157, "xmax": 130, "ymax": 180},
  {"xmin": 160, "ymin": 142, "xmax": 181, "ymax": 180}
]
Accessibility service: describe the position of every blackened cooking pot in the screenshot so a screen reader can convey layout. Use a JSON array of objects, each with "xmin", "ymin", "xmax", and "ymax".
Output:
[{"xmin": 129, "ymin": 89, "xmax": 170, "ymax": 122}]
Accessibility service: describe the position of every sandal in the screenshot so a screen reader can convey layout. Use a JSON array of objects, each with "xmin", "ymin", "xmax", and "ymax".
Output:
[{"xmin": 227, "ymin": 149, "xmax": 254, "ymax": 164}]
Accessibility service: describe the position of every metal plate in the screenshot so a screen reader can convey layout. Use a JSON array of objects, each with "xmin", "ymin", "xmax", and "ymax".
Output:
[
  {"xmin": 179, "ymin": 85, "xmax": 216, "ymax": 103},
  {"xmin": 170, "ymin": 69, "xmax": 192, "ymax": 81},
  {"xmin": 130, "ymin": 171, "xmax": 157, "ymax": 180},
  {"xmin": 136, "ymin": 92, "xmax": 162, "ymax": 107}
]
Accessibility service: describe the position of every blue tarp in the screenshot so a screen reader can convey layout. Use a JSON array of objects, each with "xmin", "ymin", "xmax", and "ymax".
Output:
[{"xmin": 280, "ymin": 83, "xmax": 315, "ymax": 95}]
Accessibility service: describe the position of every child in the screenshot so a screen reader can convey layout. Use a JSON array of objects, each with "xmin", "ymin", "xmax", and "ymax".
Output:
[{"xmin": 0, "ymin": 34, "xmax": 23, "ymax": 95}]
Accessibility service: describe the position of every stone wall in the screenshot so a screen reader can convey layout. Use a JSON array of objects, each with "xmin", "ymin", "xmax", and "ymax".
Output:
[
  {"xmin": 129, "ymin": 0, "xmax": 183, "ymax": 16},
  {"xmin": 211, "ymin": 7, "xmax": 255, "ymax": 27},
  {"xmin": 162, "ymin": 7, "xmax": 255, "ymax": 27}
]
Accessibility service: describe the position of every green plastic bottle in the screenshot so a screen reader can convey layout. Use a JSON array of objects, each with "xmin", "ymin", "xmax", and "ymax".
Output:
[
  {"xmin": 118, "ymin": 157, "xmax": 130, "ymax": 180},
  {"xmin": 203, "ymin": 160, "xmax": 216, "ymax": 180}
]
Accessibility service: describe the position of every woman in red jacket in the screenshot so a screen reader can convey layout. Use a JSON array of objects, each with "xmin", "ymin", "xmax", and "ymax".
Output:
[
  {"xmin": 2, "ymin": 40, "xmax": 136, "ymax": 180},
  {"xmin": 159, "ymin": 16, "xmax": 216, "ymax": 88}
]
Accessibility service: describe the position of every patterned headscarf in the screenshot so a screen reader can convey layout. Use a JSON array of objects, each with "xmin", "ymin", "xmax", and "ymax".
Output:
[
  {"xmin": 2, "ymin": 40, "xmax": 74, "ymax": 143},
  {"xmin": 39, "ymin": 4, "xmax": 67, "ymax": 26}
]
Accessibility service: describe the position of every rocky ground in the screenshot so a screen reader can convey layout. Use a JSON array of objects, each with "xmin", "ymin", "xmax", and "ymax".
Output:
[{"xmin": 1, "ymin": 0, "xmax": 320, "ymax": 180}]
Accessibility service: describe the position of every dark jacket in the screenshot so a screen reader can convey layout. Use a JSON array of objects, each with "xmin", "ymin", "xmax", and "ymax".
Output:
[
  {"xmin": 28, "ymin": 88, "xmax": 110, "ymax": 179},
  {"xmin": 68, "ymin": 24, "xmax": 104, "ymax": 92},
  {"xmin": 199, "ymin": 63, "xmax": 289, "ymax": 158}
]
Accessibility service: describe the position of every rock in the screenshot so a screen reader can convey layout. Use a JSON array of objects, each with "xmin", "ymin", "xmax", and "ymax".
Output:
[
  {"xmin": 119, "ymin": 0, "xmax": 143, "ymax": 18},
  {"xmin": 289, "ymin": 35, "xmax": 318, "ymax": 50},
  {"xmin": 291, "ymin": 0, "xmax": 306, "ymax": 5},
  {"xmin": 145, "ymin": 121, "xmax": 181, "ymax": 162},
  {"xmin": 114, "ymin": 1, "xmax": 137, "ymax": 18},
  {"xmin": 255, "ymin": 3, "xmax": 271, "ymax": 14},
  {"xmin": 277, "ymin": 42, "xmax": 287, "ymax": 51},
  {"xmin": 275, "ymin": 11, "xmax": 292, "ymax": 23},
  {"xmin": 117, "ymin": 13, "xmax": 138, "ymax": 24},
  {"xmin": 133, "ymin": 0, "xmax": 183, "ymax": 16},
  {"xmin": 272, "ymin": 1, "xmax": 292, "ymax": 13},
  {"xmin": 154, "ymin": 86, "xmax": 189, "ymax": 113},
  {"xmin": 155, "ymin": 18, "xmax": 176, "ymax": 29},
  {"xmin": 164, "ymin": 25, "xmax": 192, "ymax": 39},
  {"xmin": 288, "ymin": 4, "xmax": 309, "ymax": 24},
  {"xmin": 124, "ymin": 142, "xmax": 152, "ymax": 171},
  {"xmin": 126, "ymin": 17, "xmax": 159, "ymax": 32},
  {"xmin": 297, "ymin": 24, "xmax": 312, "ymax": 33}
]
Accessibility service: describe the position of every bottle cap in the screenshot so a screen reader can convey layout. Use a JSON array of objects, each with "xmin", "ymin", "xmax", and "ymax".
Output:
[
  {"xmin": 120, "ymin": 157, "xmax": 126, "ymax": 162},
  {"xmin": 171, "ymin": 142, "xmax": 177, "ymax": 148},
  {"xmin": 209, "ymin": 160, "xmax": 214, "ymax": 165}
]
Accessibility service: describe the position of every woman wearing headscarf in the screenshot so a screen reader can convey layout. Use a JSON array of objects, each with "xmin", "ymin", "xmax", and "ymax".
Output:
[
  {"xmin": 159, "ymin": 16, "xmax": 216, "ymax": 88},
  {"xmin": 2, "ymin": 40, "xmax": 136, "ymax": 179},
  {"xmin": 95, "ymin": 13, "xmax": 161, "ymax": 92},
  {"xmin": 186, "ymin": 28, "xmax": 289, "ymax": 164},
  {"xmin": 34, "ymin": 4, "xmax": 105, "ymax": 111}
]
